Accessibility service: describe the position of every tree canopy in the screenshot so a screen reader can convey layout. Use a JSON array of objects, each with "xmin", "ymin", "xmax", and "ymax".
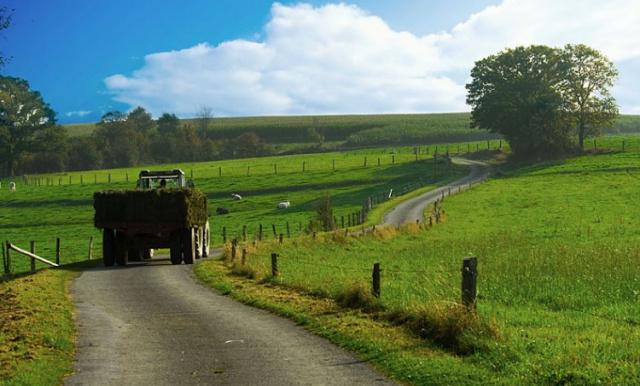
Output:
[
  {"xmin": 0, "ymin": 76, "xmax": 58, "ymax": 176},
  {"xmin": 466, "ymin": 44, "xmax": 618, "ymax": 157}
]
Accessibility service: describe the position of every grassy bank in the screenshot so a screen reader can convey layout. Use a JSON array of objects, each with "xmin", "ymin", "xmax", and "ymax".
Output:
[
  {"xmin": 196, "ymin": 150, "xmax": 640, "ymax": 384},
  {"xmin": 0, "ymin": 265, "xmax": 86, "ymax": 385}
]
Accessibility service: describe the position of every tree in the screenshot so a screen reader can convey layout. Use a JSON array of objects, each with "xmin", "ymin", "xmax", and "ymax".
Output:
[
  {"xmin": 0, "ymin": 76, "xmax": 56, "ymax": 176},
  {"xmin": 95, "ymin": 110, "xmax": 145, "ymax": 168},
  {"xmin": 466, "ymin": 46, "xmax": 573, "ymax": 157},
  {"xmin": 128, "ymin": 106, "xmax": 155, "ymax": 133},
  {"xmin": 68, "ymin": 136, "xmax": 102, "ymax": 171},
  {"xmin": 196, "ymin": 105, "xmax": 213, "ymax": 135},
  {"xmin": 316, "ymin": 193, "xmax": 336, "ymax": 231},
  {"xmin": 561, "ymin": 44, "xmax": 618, "ymax": 150},
  {"xmin": 157, "ymin": 113, "xmax": 180, "ymax": 135}
]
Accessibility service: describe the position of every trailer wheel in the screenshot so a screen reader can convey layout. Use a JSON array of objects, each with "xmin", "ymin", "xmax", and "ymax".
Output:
[
  {"xmin": 195, "ymin": 228, "xmax": 203, "ymax": 260},
  {"xmin": 202, "ymin": 221, "xmax": 210, "ymax": 258},
  {"xmin": 182, "ymin": 228, "xmax": 196, "ymax": 264},
  {"xmin": 170, "ymin": 239, "xmax": 182, "ymax": 265},
  {"xmin": 102, "ymin": 229, "xmax": 115, "ymax": 266},
  {"xmin": 115, "ymin": 232, "xmax": 128, "ymax": 266}
]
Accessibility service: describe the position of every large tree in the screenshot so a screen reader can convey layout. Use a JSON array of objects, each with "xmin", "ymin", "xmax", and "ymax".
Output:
[
  {"xmin": 0, "ymin": 76, "xmax": 56, "ymax": 176},
  {"xmin": 466, "ymin": 45, "xmax": 574, "ymax": 157},
  {"xmin": 561, "ymin": 44, "xmax": 618, "ymax": 150}
]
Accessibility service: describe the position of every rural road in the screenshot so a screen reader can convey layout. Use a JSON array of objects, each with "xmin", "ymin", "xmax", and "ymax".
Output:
[
  {"xmin": 66, "ymin": 157, "xmax": 488, "ymax": 385},
  {"xmin": 66, "ymin": 258, "xmax": 394, "ymax": 385},
  {"xmin": 383, "ymin": 158, "xmax": 490, "ymax": 226}
]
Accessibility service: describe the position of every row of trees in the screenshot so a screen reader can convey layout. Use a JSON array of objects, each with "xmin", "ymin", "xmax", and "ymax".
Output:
[
  {"xmin": 466, "ymin": 44, "xmax": 618, "ymax": 158},
  {"xmin": 0, "ymin": 76, "xmax": 274, "ymax": 176}
]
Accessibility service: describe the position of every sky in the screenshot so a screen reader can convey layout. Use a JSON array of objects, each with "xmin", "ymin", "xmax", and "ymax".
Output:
[{"xmin": 2, "ymin": 0, "xmax": 639, "ymax": 124}]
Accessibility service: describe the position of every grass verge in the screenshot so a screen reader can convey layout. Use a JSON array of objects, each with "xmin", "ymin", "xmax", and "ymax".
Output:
[{"xmin": 0, "ymin": 262, "xmax": 94, "ymax": 385}]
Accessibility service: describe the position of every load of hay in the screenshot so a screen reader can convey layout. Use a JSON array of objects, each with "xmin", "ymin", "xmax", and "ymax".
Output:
[{"xmin": 94, "ymin": 188, "xmax": 208, "ymax": 228}]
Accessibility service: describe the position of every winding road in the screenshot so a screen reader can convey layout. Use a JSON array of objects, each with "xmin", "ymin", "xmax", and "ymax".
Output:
[{"xmin": 66, "ymin": 158, "xmax": 489, "ymax": 385}]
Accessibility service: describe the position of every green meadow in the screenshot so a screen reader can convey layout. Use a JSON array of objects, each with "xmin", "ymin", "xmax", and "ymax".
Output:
[
  {"xmin": 0, "ymin": 142, "xmax": 483, "ymax": 275},
  {"xmin": 199, "ymin": 150, "xmax": 640, "ymax": 384}
]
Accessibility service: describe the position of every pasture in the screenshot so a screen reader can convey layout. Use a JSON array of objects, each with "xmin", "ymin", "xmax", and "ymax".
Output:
[
  {"xmin": 197, "ymin": 150, "xmax": 640, "ymax": 384},
  {"xmin": 0, "ymin": 142, "xmax": 482, "ymax": 275}
]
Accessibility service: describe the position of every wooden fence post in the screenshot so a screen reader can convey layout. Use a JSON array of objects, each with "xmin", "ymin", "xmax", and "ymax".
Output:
[
  {"xmin": 272, "ymin": 224, "xmax": 277, "ymax": 238},
  {"xmin": 271, "ymin": 253, "xmax": 279, "ymax": 277},
  {"xmin": 312, "ymin": 232, "xmax": 317, "ymax": 240},
  {"xmin": 219, "ymin": 166, "xmax": 222, "ymax": 177},
  {"xmin": 30, "ymin": 240, "xmax": 36, "ymax": 273},
  {"xmin": 622, "ymin": 140, "xmax": 626, "ymax": 152},
  {"xmin": 364, "ymin": 156, "xmax": 367, "ymax": 167},
  {"xmin": 279, "ymin": 233, "xmax": 283, "ymax": 244},
  {"xmin": 372, "ymin": 263, "xmax": 381, "ymax": 298},
  {"xmin": 55, "ymin": 238, "xmax": 61, "ymax": 265},
  {"xmin": 274, "ymin": 164, "xmax": 277, "ymax": 175},
  {"xmin": 108, "ymin": 173, "xmax": 111, "ymax": 183},
  {"xmin": 2, "ymin": 241, "xmax": 7, "ymax": 275},
  {"xmin": 258, "ymin": 224, "xmax": 263, "ymax": 241},
  {"xmin": 341, "ymin": 215, "xmax": 345, "ymax": 228},
  {"xmin": 241, "ymin": 249, "xmax": 247, "ymax": 266},
  {"xmin": 332, "ymin": 159, "xmax": 336, "ymax": 171},
  {"xmin": 392, "ymin": 155, "xmax": 395, "ymax": 164},
  {"xmin": 231, "ymin": 239, "xmax": 237, "ymax": 261},
  {"xmin": 126, "ymin": 173, "xmax": 129, "ymax": 182},
  {"xmin": 80, "ymin": 175, "xmax": 84, "ymax": 185},
  {"xmin": 286, "ymin": 222, "xmax": 291, "ymax": 238},
  {"xmin": 302, "ymin": 161, "xmax": 306, "ymax": 172},
  {"xmin": 462, "ymin": 256, "xmax": 478, "ymax": 310},
  {"xmin": 222, "ymin": 227, "xmax": 227, "ymax": 243},
  {"xmin": 4, "ymin": 241, "xmax": 10, "ymax": 275},
  {"xmin": 242, "ymin": 225, "xmax": 247, "ymax": 242},
  {"xmin": 88, "ymin": 236, "xmax": 94, "ymax": 260}
]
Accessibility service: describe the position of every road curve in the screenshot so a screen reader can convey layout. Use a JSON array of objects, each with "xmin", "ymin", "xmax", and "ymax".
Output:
[
  {"xmin": 383, "ymin": 158, "xmax": 490, "ymax": 226},
  {"xmin": 66, "ymin": 258, "xmax": 393, "ymax": 385}
]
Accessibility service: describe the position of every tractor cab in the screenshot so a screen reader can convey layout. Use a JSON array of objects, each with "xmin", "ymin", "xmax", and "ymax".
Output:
[{"xmin": 137, "ymin": 169, "xmax": 192, "ymax": 189}]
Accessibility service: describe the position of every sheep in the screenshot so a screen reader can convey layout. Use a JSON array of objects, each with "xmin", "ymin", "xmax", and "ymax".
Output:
[
  {"xmin": 9, "ymin": 182, "xmax": 16, "ymax": 192},
  {"xmin": 231, "ymin": 193, "xmax": 242, "ymax": 201},
  {"xmin": 277, "ymin": 201, "xmax": 290, "ymax": 209}
]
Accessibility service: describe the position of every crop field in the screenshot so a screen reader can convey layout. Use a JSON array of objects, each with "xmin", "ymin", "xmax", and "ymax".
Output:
[
  {"xmin": 64, "ymin": 113, "xmax": 640, "ymax": 145},
  {"xmin": 200, "ymin": 150, "xmax": 640, "ymax": 384},
  {"xmin": 0, "ymin": 142, "xmax": 490, "ymax": 275}
]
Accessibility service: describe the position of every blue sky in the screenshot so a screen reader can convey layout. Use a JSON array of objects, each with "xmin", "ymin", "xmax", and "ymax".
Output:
[{"xmin": 2, "ymin": 0, "xmax": 638, "ymax": 123}]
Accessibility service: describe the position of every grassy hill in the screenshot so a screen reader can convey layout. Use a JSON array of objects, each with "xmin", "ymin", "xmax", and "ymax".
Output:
[
  {"xmin": 63, "ymin": 113, "xmax": 640, "ymax": 147},
  {"xmin": 200, "ymin": 150, "xmax": 640, "ymax": 384}
]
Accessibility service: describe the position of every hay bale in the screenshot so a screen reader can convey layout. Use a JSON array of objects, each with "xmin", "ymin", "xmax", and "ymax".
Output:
[{"xmin": 94, "ymin": 188, "xmax": 208, "ymax": 228}]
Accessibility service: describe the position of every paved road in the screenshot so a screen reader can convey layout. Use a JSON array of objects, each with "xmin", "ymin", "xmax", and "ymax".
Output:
[
  {"xmin": 67, "ymin": 157, "xmax": 488, "ymax": 385},
  {"xmin": 66, "ymin": 257, "xmax": 393, "ymax": 385},
  {"xmin": 383, "ymin": 158, "xmax": 490, "ymax": 226}
]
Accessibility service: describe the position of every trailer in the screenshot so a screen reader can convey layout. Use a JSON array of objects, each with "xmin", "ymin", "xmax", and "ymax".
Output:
[{"xmin": 94, "ymin": 169, "xmax": 210, "ymax": 266}]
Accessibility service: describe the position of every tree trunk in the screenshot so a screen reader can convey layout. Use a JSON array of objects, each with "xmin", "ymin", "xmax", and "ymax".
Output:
[{"xmin": 578, "ymin": 120, "xmax": 585, "ymax": 151}]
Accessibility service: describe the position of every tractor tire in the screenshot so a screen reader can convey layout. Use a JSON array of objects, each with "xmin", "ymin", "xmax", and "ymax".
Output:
[
  {"xmin": 102, "ymin": 229, "xmax": 115, "ymax": 267},
  {"xmin": 143, "ymin": 249, "xmax": 153, "ymax": 259},
  {"xmin": 170, "ymin": 239, "xmax": 182, "ymax": 265},
  {"xmin": 202, "ymin": 221, "xmax": 210, "ymax": 258},
  {"xmin": 115, "ymin": 232, "xmax": 128, "ymax": 266},
  {"xmin": 182, "ymin": 228, "xmax": 196, "ymax": 265},
  {"xmin": 128, "ymin": 248, "xmax": 142, "ymax": 262}
]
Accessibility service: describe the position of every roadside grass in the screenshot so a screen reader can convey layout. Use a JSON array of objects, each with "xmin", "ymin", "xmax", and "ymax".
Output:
[
  {"xmin": 0, "ymin": 262, "xmax": 94, "ymax": 385},
  {"xmin": 196, "ymin": 150, "xmax": 640, "ymax": 384},
  {"xmin": 0, "ymin": 143, "xmax": 470, "ymax": 275}
]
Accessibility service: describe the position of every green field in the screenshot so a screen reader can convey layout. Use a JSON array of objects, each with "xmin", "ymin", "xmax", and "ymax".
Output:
[
  {"xmin": 199, "ymin": 150, "xmax": 640, "ymax": 384},
  {"xmin": 0, "ymin": 142, "xmax": 480, "ymax": 275},
  {"xmin": 63, "ymin": 113, "xmax": 640, "ymax": 146}
]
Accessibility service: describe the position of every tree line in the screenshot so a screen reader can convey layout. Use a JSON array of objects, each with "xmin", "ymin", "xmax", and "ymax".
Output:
[{"xmin": 0, "ymin": 77, "xmax": 275, "ymax": 177}]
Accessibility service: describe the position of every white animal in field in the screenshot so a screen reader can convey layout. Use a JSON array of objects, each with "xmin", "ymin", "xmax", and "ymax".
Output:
[
  {"xmin": 231, "ymin": 193, "xmax": 242, "ymax": 200},
  {"xmin": 9, "ymin": 182, "xmax": 16, "ymax": 192},
  {"xmin": 277, "ymin": 201, "xmax": 290, "ymax": 209}
]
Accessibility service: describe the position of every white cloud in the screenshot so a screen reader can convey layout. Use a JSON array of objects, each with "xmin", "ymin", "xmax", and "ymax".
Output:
[
  {"xmin": 65, "ymin": 110, "xmax": 92, "ymax": 117},
  {"xmin": 105, "ymin": 1, "xmax": 640, "ymax": 117}
]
